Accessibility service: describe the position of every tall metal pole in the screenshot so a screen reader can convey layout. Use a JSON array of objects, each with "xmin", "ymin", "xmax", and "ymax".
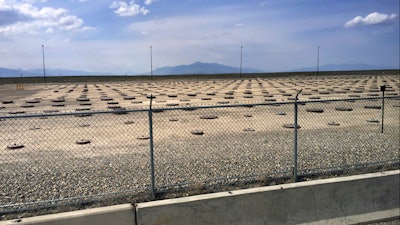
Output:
[
  {"xmin": 381, "ymin": 85, "xmax": 385, "ymax": 133},
  {"xmin": 148, "ymin": 95, "xmax": 155, "ymax": 199},
  {"xmin": 240, "ymin": 46, "xmax": 243, "ymax": 78},
  {"xmin": 317, "ymin": 45, "xmax": 320, "ymax": 76},
  {"xmin": 150, "ymin": 46, "xmax": 153, "ymax": 80},
  {"xmin": 42, "ymin": 44, "xmax": 46, "ymax": 83},
  {"xmin": 293, "ymin": 89, "xmax": 302, "ymax": 182}
]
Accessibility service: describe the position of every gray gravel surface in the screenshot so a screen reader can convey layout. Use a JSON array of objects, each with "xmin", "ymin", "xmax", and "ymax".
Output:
[{"xmin": 1, "ymin": 125, "xmax": 398, "ymax": 210}]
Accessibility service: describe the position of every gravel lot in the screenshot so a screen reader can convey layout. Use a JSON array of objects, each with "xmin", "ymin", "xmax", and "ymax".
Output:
[{"xmin": 0, "ymin": 74, "xmax": 399, "ymax": 219}]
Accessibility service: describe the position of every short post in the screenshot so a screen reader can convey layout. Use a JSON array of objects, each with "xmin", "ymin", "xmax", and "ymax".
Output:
[
  {"xmin": 17, "ymin": 83, "xmax": 25, "ymax": 90},
  {"xmin": 380, "ymin": 85, "xmax": 385, "ymax": 133},
  {"xmin": 293, "ymin": 89, "xmax": 302, "ymax": 182},
  {"xmin": 148, "ymin": 95, "xmax": 156, "ymax": 199}
]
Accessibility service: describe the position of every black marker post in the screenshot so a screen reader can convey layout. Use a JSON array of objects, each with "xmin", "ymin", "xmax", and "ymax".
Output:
[{"xmin": 380, "ymin": 85, "xmax": 385, "ymax": 133}]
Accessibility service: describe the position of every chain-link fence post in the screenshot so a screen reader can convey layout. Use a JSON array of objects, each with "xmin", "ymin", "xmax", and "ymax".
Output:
[
  {"xmin": 148, "ymin": 95, "xmax": 156, "ymax": 199},
  {"xmin": 381, "ymin": 85, "xmax": 385, "ymax": 133},
  {"xmin": 293, "ymin": 89, "xmax": 302, "ymax": 182}
]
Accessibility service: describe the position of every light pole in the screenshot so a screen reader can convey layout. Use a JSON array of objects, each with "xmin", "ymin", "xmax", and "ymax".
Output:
[
  {"xmin": 240, "ymin": 46, "xmax": 243, "ymax": 78},
  {"xmin": 150, "ymin": 46, "xmax": 153, "ymax": 80},
  {"xmin": 42, "ymin": 44, "xmax": 46, "ymax": 83},
  {"xmin": 317, "ymin": 45, "xmax": 320, "ymax": 76}
]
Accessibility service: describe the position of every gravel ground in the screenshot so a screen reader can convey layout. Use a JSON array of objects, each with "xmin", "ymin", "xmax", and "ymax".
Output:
[
  {"xmin": 369, "ymin": 220, "xmax": 400, "ymax": 225},
  {"xmin": 1, "ymin": 125, "xmax": 398, "ymax": 213},
  {"xmin": 0, "ymin": 75, "xmax": 399, "ymax": 220}
]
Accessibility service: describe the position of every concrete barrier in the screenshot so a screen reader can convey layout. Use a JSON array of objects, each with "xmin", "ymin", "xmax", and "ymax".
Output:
[
  {"xmin": 136, "ymin": 170, "xmax": 399, "ymax": 225},
  {"xmin": 1, "ymin": 204, "xmax": 135, "ymax": 225},
  {"xmin": 1, "ymin": 170, "xmax": 399, "ymax": 225}
]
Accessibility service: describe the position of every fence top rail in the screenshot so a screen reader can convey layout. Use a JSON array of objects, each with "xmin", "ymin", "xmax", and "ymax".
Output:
[
  {"xmin": 136, "ymin": 95, "xmax": 400, "ymax": 112},
  {"xmin": 293, "ymin": 95, "xmax": 399, "ymax": 104},
  {"xmin": 0, "ymin": 95, "xmax": 398, "ymax": 119}
]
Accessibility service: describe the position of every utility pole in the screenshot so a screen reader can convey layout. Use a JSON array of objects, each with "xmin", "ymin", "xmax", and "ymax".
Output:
[
  {"xmin": 150, "ymin": 46, "xmax": 153, "ymax": 80},
  {"xmin": 240, "ymin": 46, "xmax": 243, "ymax": 78},
  {"xmin": 317, "ymin": 45, "xmax": 320, "ymax": 76},
  {"xmin": 42, "ymin": 44, "xmax": 46, "ymax": 83}
]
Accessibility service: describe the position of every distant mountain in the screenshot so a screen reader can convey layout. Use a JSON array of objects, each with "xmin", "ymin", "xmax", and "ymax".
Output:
[
  {"xmin": 0, "ymin": 68, "xmax": 23, "ymax": 77},
  {"xmin": 0, "ymin": 67, "xmax": 97, "ymax": 77},
  {"xmin": 150, "ymin": 61, "xmax": 263, "ymax": 75},
  {"xmin": 294, "ymin": 63, "xmax": 397, "ymax": 72},
  {"xmin": 25, "ymin": 68, "xmax": 93, "ymax": 76},
  {"xmin": 0, "ymin": 62, "xmax": 261, "ymax": 77},
  {"xmin": 1, "ymin": 62, "xmax": 396, "ymax": 78}
]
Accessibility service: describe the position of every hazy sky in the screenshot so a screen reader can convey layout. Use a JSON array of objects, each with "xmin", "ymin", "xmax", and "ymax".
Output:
[{"xmin": 0, "ymin": 0, "xmax": 399, "ymax": 74}]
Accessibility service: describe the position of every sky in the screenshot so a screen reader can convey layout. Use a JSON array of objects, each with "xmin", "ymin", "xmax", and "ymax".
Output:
[{"xmin": 0, "ymin": 0, "xmax": 399, "ymax": 74}]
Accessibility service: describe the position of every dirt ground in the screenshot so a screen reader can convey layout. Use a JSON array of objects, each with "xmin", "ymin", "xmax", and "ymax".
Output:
[
  {"xmin": 0, "ymin": 74, "xmax": 399, "ymax": 220},
  {"xmin": 0, "ymin": 74, "xmax": 399, "ymax": 161}
]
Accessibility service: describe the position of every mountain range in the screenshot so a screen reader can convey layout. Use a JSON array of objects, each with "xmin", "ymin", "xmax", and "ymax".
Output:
[
  {"xmin": 294, "ymin": 63, "xmax": 396, "ymax": 72},
  {"xmin": 0, "ymin": 68, "xmax": 96, "ymax": 77},
  {"xmin": 0, "ymin": 62, "xmax": 397, "ymax": 77},
  {"xmin": 149, "ymin": 61, "xmax": 262, "ymax": 75}
]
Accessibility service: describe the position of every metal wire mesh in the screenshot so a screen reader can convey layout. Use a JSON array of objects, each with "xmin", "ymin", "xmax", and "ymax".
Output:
[
  {"xmin": 151, "ymin": 103, "xmax": 296, "ymax": 190},
  {"xmin": 296, "ymin": 97, "xmax": 399, "ymax": 175},
  {"xmin": 0, "ymin": 76, "xmax": 399, "ymax": 218},
  {"xmin": 0, "ymin": 110, "xmax": 151, "ymax": 210}
]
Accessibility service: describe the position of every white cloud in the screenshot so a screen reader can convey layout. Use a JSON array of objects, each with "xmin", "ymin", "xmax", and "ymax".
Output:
[
  {"xmin": 259, "ymin": 1, "xmax": 267, "ymax": 7},
  {"xmin": 144, "ymin": 0, "xmax": 155, "ymax": 5},
  {"xmin": 0, "ymin": 3, "xmax": 12, "ymax": 10},
  {"xmin": 109, "ymin": 1, "xmax": 149, "ymax": 17},
  {"xmin": 0, "ymin": 0, "xmax": 91, "ymax": 35},
  {"xmin": 344, "ymin": 12, "xmax": 398, "ymax": 28},
  {"xmin": 28, "ymin": 0, "xmax": 47, "ymax": 3},
  {"xmin": 58, "ymin": 15, "xmax": 83, "ymax": 31},
  {"xmin": 234, "ymin": 23, "xmax": 245, "ymax": 28},
  {"xmin": 29, "ymin": 6, "xmax": 67, "ymax": 19}
]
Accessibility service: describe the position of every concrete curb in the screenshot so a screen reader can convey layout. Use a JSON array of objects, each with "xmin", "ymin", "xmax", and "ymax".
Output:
[
  {"xmin": 1, "ymin": 204, "xmax": 135, "ymax": 225},
  {"xmin": 1, "ymin": 170, "xmax": 399, "ymax": 225},
  {"xmin": 135, "ymin": 170, "xmax": 399, "ymax": 225}
]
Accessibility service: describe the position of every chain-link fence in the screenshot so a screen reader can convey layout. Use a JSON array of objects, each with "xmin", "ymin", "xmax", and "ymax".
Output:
[
  {"xmin": 296, "ymin": 97, "xmax": 399, "ymax": 176},
  {"xmin": 151, "ymin": 102, "xmax": 296, "ymax": 191},
  {"xmin": 0, "ymin": 109, "xmax": 152, "ymax": 216},
  {"xmin": 1, "ymin": 94, "xmax": 399, "ymax": 218}
]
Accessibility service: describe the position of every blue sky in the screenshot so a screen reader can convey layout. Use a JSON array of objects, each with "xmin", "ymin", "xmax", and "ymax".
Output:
[{"xmin": 0, "ymin": 0, "xmax": 399, "ymax": 74}]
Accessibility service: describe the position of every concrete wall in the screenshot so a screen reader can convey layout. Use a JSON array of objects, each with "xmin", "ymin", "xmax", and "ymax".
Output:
[
  {"xmin": 136, "ymin": 170, "xmax": 400, "ymax": 225},
  {"xmin": 1, "ymin": 204, "xmax": 135, "ymax": 225},
  {"xmin": 2, "ymin": 170, "xmax": 399, "ymax": 225}
]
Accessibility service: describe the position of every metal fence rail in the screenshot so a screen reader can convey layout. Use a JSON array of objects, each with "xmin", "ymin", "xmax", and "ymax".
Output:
[{"xmin": 0, "ymin": 96, "xmax": 399, "ymax": 215}]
